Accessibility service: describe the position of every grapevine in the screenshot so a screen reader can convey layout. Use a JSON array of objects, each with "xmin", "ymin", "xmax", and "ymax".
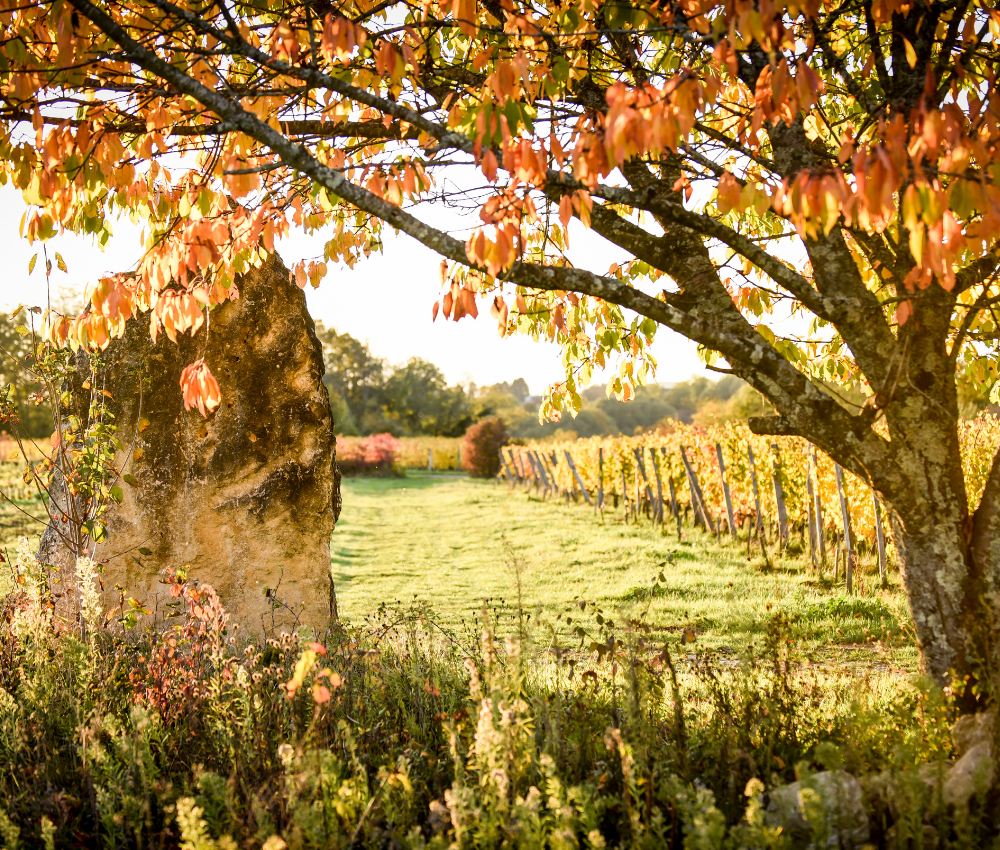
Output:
[{"xmin": 504, "ymin": 413, "xmax": 1000, "ymax": 561}]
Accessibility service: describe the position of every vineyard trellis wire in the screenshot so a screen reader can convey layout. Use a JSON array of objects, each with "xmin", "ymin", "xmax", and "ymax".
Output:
[{"xmin": 501, "ymin": 414, "xmax": 1000, "ymax": 593}]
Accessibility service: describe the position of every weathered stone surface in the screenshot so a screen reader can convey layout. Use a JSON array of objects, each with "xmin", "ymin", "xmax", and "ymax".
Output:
[
  {"xmin": 765, "ymin": 770, "xmax": 870, "ymax": 849},
  {"xmin": 41, "ymin": 253, "xmax": 341, "ymax": 634},
  {"xmin": 952, "ymin": 710, "xmax": 995, "ymax": 758},
  {"xmin": 943, "ymin": 711, "xmax": 996, "ymax": 808}
]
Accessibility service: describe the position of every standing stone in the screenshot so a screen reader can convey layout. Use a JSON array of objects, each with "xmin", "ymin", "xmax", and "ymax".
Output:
[{"xmin": 40, "ymin": 253, "xmax": 341, "ymax": 635}]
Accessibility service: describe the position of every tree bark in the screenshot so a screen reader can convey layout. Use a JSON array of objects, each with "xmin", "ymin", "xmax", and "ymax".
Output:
[{"xmin": 875, "ymin": 414, "xmax": 997, "ymax": 705}]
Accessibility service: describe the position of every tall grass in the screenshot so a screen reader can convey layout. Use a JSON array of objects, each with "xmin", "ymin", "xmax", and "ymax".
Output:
[{"xmin": 0, "ymin": 538, "xmax": 986, "ymax": 848}]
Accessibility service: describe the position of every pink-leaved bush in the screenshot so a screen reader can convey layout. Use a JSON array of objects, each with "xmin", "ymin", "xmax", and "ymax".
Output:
[{"xmin": 337, "ymin": 433, "xmax": 401, "ymax": 476}]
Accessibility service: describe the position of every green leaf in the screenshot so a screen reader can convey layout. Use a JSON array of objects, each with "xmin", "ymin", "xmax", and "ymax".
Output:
[
  {"xmin": 110, "ymin": 485, "xmax": 124, "ymax": 504},
  {"xmin": 122, "ymin": 473, "xmax": 139, "ymax": 486},
  {"xmin": 83, "ymin": 519, "xmax": 107, "ymax": 543}
]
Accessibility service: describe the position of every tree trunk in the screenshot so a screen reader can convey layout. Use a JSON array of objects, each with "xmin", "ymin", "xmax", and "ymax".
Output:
[{"xmin": 880, "ymin": 415, "xmax": 998, "ymax": 706}]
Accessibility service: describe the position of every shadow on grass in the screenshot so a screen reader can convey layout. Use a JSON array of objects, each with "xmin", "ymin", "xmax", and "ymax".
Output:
[{"xmin": 341, "ymin": 470, "xmax": 469, "ymax": 492}]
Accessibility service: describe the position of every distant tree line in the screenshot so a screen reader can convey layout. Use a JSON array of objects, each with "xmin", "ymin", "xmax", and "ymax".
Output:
[
  {"xmin": 4, "ymin": 314, "xmax": 996, "ymax": 444},
  {"xmin": 315, "ymin": 323, "xmax": 479, "ymax": 437},
  {"xmin": 316, "ymin": 323, "xmax": 776, "ymax": 440}
]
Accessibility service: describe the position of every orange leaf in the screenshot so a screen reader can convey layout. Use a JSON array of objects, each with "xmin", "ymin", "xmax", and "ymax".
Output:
[
  {"xmin": 559, "ymin": 195, "xmax": 573, "ymax": 228},
  {"xmin": 482, "ymin": 149, "xmax": 498, "ymax": 183},
  {"xmin": 180, "ymin": 359, "xmax": 221, "ymax": 417}
]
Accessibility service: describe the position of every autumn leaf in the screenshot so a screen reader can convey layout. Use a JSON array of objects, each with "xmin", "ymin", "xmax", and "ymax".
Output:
[{"xmin": 179, "ymin": 359, "xmax": 221, "ymax": 417}]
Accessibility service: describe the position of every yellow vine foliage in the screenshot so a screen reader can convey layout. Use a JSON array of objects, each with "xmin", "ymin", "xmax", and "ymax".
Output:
[{"xmin": 506, "ymin": 414, "xmax": 1000, "ymax": 548}]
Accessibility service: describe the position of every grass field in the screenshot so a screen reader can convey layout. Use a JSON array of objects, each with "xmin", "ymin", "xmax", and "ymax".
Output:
[
  {"xmin": 334, "ymin": 471, "xmax": 917, "ymax": 668},
  {"xmin": 0, "ymin": 460, "xmax": 48, "ymax": 553},
  {"xmin": 0, "ymin": 461, "xmax": 918, "ymax": 671}
]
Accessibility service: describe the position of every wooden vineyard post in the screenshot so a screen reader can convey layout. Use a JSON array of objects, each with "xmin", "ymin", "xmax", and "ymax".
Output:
[
  {"xmin": 545, "ymin": 453, "xmax": 560, "ymax": 497},
  {"xmin": 835, "ymin": 464, "xmax": 854, "ymax": 594},
  {"xmin": 597, "ymin": 448, "xmax": 605, "ymax": 512},
  {"xmin": 633, "ymin": 448, "xmax": 655, "ymax": 519},
  {"xmin": 747, "ymin": 445, "xmax": 764, "ymax": 540},
  {"xmin": 810, "ymin": 447, "xmax": 827, "ymax": 567},
  {"xmin": 680, "ymin": 447, "xmax": 701, "ymax": 528},
  {"xmin": 805, "ymin": 456, "xmax": 818, "ymax": 566},
  {"xmin": 525, "ymin": 452, "xmax": 539, "ymax": 492},
  {"xmin": 662, "ymin": 449, "xmax": 678, "ymax": 518},
  {"xmin": 680, "ymin": 447, "xmax": 713, "ymax": 530},
  {"xmin": 533, "ymin": 451, "xmax": 551, "ymax": 496},
  {"xmin": 537, "ymin": 452, "xmax": 551, "ymax": 495},
  {"xmin": 873, "ymin": 489, "xmax": 888, "ymax": 587},
  {"xmin": 715, "ymin": 443, "xmax": 737, "ymax": 538},
  {"xmin": 428, "ymin": 448, "xmax": 434, "ymax": 472},
  {"xmin": 500, "ymin": 451, "xmax": 516, "ymax": 487},
  {"xmin": 530, "ymin": 452, "xmax": 545, "ymax": 494},
  {"xmin": 457, "ymin": 445, "xmax": 461, "ymax": 470},
  {"xmin": 746, "ymin": 445, "xmax": 773, "ymax": 570},
  {"xmin": 651, "ymin": 451, "xmax": 665, "ymax": 525},
  {"xmin": 564, "ymin": 451, "xmax": 592, "ymax": 506},
  {"xmin": 541, "ymin": 453, "xmax": 559, "ymax": 497},
  {"xmin": 621, "ymin": 469, "xmax": 631, "ymax": 522},
  {"xmin": 542, "ymin": 452, "xmax": 554, "ymax": 495},
  {"xmin": 661, "ymin": 449, "xmax": 681, "ymax": 539},
  {"xmin": 560, "ymin": 454, "xmax": 576, "ymax": 502},
  {"xmin": 770, "ymin": 444, "xmax": 789, "ymax": 550},
  {"xmin": 506, "ymin": 449, "xmax": 518, "ymax": 482},
  {"xmin": 515, "ymin": 449, "xmax": 530, "ymax": 488}
]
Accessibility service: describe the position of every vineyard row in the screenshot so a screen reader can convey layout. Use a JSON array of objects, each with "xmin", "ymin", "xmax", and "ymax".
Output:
[{"xmin": 500, "ymin": 416, "xmax": 1000, "ymax": 594}]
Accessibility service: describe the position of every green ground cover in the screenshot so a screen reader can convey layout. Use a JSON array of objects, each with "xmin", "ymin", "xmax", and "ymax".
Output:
[
  {"xmin": 3, "ymin": 469, "xmax": 980, "ymax": 848},
  {"xmin": 334, "ymin": 472, "xmax": 917, "ymax": 668}
]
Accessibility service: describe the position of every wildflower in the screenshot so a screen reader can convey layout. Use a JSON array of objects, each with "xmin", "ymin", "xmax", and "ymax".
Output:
[
  {"xmin": 11, "ymin": 537, "xmax": 45, "ymax": 640},
  {"xmin": 76, "ymin": 555, "xmax": 102, "ymax": 636}
]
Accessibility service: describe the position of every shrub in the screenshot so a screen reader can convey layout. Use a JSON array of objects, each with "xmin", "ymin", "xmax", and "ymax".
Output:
[
  {"xmin": 462, "ymin": 417, "xmax": 508, "ymax": 478},
  {"xmin": 336, "ymin": 432, "xmax": 401, "ymax": 476}
]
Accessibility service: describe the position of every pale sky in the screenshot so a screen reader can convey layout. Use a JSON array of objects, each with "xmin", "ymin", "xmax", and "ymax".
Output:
[{"xmin": 0, "ymin": 186, "xmax": 708, "ymax": 396}]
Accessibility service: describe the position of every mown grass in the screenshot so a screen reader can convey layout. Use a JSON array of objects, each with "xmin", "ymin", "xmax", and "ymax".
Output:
[{"xmin": 334, "ymin": 472, "xmax": 916, "ymax": 668}]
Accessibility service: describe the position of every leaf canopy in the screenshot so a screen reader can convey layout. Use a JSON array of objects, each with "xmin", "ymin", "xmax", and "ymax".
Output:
[{"xmin": 1, "ymin": 0, "xmax": 998, "ymax": 432}]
